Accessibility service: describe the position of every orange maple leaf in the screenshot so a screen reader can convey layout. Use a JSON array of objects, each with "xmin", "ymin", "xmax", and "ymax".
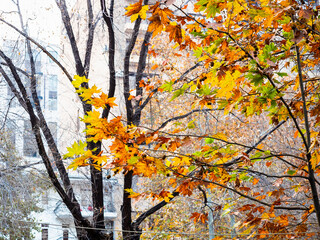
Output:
[
  {"xmin": 125, "ymin": 0, "xmax": 143, "ymax": 17},
  {"xmin": 190, "ymin": 212, "xmax": 208, "ymax": 224},
  {"xmin": 90, "ymin": 93, "xmax": 117, "ymax": 108},
  {"xmin": 166, "ymin": 23, "xmax": 183, "ymax": 44}
]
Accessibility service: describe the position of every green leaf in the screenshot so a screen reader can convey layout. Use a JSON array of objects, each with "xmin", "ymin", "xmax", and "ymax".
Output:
[
  {"xmin": 128, "ymin": 156, "xmax": 139, "ymax": 165},
  {"xmin": 160, "ymin": 80, "xmax": 174, "ymax": 92},
  {"xmin": 247, "ymin": 72, "xmax": 264, "ymax": 86},
  {"xmin": 239, "ymin": 174, "xmax": 252, "ymax": 181},
  {"xmin": 187, "ymin": 120, "xmax": 196, "ymax": 129},
  {"xmin": 287, "ymin": 170, "xmax": 296, "ymax": 175},
  {"xmin": 196, "ymin": 84, "xmax": 213, "ymax": 96},
  {"xmin": 205, "ymin": 138, "xmax": 214, "ymax": 144},
  {"xmin": 170, "ymin": 83, "xmax": 189, "ymax": 101},
  {"xmin": 188, "ymin": 165, "xmax": 196, "ymax": 171},
  {"xmin": 193, "ymin": 47, "xmax": 203, "ymax": 58},
  {"xmin": 275, "ymin": 72, "xmax": 288, "ymax": 77}
]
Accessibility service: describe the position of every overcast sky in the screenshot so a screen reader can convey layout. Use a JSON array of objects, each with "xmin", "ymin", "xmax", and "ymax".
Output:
[{"xmin": 0, "ymin": 0, "xmax": 76, "ymax": 44}]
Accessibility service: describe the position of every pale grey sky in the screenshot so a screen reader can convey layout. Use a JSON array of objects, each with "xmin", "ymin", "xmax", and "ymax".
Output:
[{"xmin": 0, "ymin": 0, "xmax": 76, "ymax": 44}]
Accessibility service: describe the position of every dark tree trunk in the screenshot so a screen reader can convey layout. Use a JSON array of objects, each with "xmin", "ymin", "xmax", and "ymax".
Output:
[{"xmin": 122, "ymin": 170, "xmax": 134, "ymax": 240}]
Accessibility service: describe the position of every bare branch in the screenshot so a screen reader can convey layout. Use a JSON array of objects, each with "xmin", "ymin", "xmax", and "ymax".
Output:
[
  {"xmin": 101, "ymin": 0, "xmax": 116, "ymax": 120},
  {"xmin": 0, "ymin": 18, "xmax": 73, "ymax": 83},
  {"xmin": 55, "ymin": 0, "xmax": 85, "ymax": 76},
  {"xmin": 0, "ymin": 64, "xmax": 27, "ymax": 111},
  {"xmin": 84, "ymin": 0, "xmax": 95, "ymax": 75},
  {"xmin": 155, "ymin": 108, "xmax": 220, "ymax": 132}
]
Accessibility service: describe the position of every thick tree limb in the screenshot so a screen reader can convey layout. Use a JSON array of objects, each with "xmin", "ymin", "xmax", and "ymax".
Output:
[
  {"xmin": 0, "ymin": 62, "xmax": 30, "ymax": 78},
  {"xmin": 123, "ymin": 17, "xmax": 143, "ymax": 123},
  {"xmin": 101, "ymin": 0, "xmax": 116, "ymax": 120},
  {"xmin": 133, "ymin": 30, "xmax": 153, "ymax": 124},
  {"xmin": 295, "ymin": 36, "xmax": 320, "ymax": 227},
  {"xmin": 121, "ymin": 2, "xmax": 149, "ymax": 239},
  {"xmin": 0, "ymin": 49, "xmax": 85, "ymax": 223},
  {"xmin": 56, "ymin": 0, "xmax": 107, "ymax": 232},
  {"xmin": 84, "ymin": 0, "xmax": 95, "ymax": 75},
  {"xmin": 55, "ymin": 0, "xmax": 85, "ymax": 76},
  {"xmin": 132, "ymin": 191, "xmax": 180, "ymax": 231}
]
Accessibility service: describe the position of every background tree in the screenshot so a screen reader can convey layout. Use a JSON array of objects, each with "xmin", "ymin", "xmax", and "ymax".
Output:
[{"xmin": 0, "ymin": 129, "xmax": 44, "ymax": 239}]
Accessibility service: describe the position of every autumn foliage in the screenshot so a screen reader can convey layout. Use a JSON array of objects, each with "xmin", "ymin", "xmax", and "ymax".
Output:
[{"xmin": 64, "ymin": 0, "xmax": 320, "ymax": 238}]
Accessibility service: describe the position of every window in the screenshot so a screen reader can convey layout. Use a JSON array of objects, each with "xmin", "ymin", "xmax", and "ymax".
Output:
[
  {"xmin": 104, "ymin": 181, "xmax": 115, "ymax": 212},
  {"xmin": 48, "ymin": 98, "xmax": 57, "ymax": 111},
  {"xmin": 48, "ymin": 75, "xmax": 58, "ymax": 111},
  {"xmin": 49, "ymin": 91, "xmax": 57, "ymax": 99},
  {"xmin": 41, "ymin": 224, "xmax": 49, "ymax": 240},
  {"xmin": 23, "ymin": 120, "xmax": 38, "ymax": 157},
  {"xmin": 48, "ymin": 75, "xmax": 58, "ymax": 91}
]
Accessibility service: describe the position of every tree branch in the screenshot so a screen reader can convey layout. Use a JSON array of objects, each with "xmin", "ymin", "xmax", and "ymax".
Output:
[
  {"xmin": 132, "ymin": 191, "xmax": 179, "ymax": 230},
  {"xmin": 101, "ymin": 0, "xmax": 116, "ymax": 120},
  {"xmin": 55, "ymin": 0, "xmax": 85, "ymax": 76},
  {"xmin": 84, "ymin": 0, "xmax": 95, "ymax": 76},
  {"xmin": 155, "ymin": 108, "xmax": 219, "ymax": 132},
  {"xmin": 139, "ymin": 61, "xmax": 202, "ymax": 112},
  {"xmin": 0, "ymin": 18, "xmax": 73, "ymax": 83},
  {"xmin": 133, "ymin": 30, "xmax": 153, "ymax": 125},
  {"xmin": 0, "ymin": 65, "xmax": 27, "ymax": 111}
]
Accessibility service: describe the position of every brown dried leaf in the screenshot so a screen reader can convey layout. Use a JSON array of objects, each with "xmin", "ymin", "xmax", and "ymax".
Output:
[{"xmin": 298, "ymin": 9, "xmax": 314, "ymax": 20}]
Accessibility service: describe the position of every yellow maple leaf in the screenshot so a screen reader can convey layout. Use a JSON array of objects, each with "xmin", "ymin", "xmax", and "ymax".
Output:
[
  {"xmin": 212, "ymin": 132, "xmax": 228, "ymax": 141},
  {"xmin": 166, "ymin": 22, "xmax": 183, "ymax": 44},
  {"xmin": 148, "ymin": 15, "xmax": 163, "ymax": 37},
  {"xmin": 311, "ymin": 150, "xmax": 320, "ymax": 170},
  {"xmin": 125, "ymin": 0, "xmax": 149, "ymax": 22},
  {"xmin": 105, "ymin": 96, "xmax": 117, "ymax": 108},
  {"xmin": 72, "ymin": 75, "xmax": 89, "ymax": 88},
  {"xmin": 80, "ymin": 85, "xmax": 101, "ymax": 101},
  {"xmin": 67, "ymin": 150, "xmax": 92, "ymax": 170},
  {"xmin": 216, "ymin": 71, "xmax": 241, "ymax": 99},
  {"xmin": 131, "ymin": 5, "xmax": 149, "ymax": 22},
  {"xmin": 82, "ymin": 110, "xmax": 101, "ymax": 124},
  {"xmin": 91, "ymin": 152, "xmax": 107, "ymax": 167},
  {"xmin": 159, "ymin": 190, "xmax": 174, "ymax": 202}
]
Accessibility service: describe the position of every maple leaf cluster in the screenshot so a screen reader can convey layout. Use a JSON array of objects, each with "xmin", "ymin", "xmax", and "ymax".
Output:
[{"xmin": 63, "ymin": 0, "xmax": 320, "ymax": 238}]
